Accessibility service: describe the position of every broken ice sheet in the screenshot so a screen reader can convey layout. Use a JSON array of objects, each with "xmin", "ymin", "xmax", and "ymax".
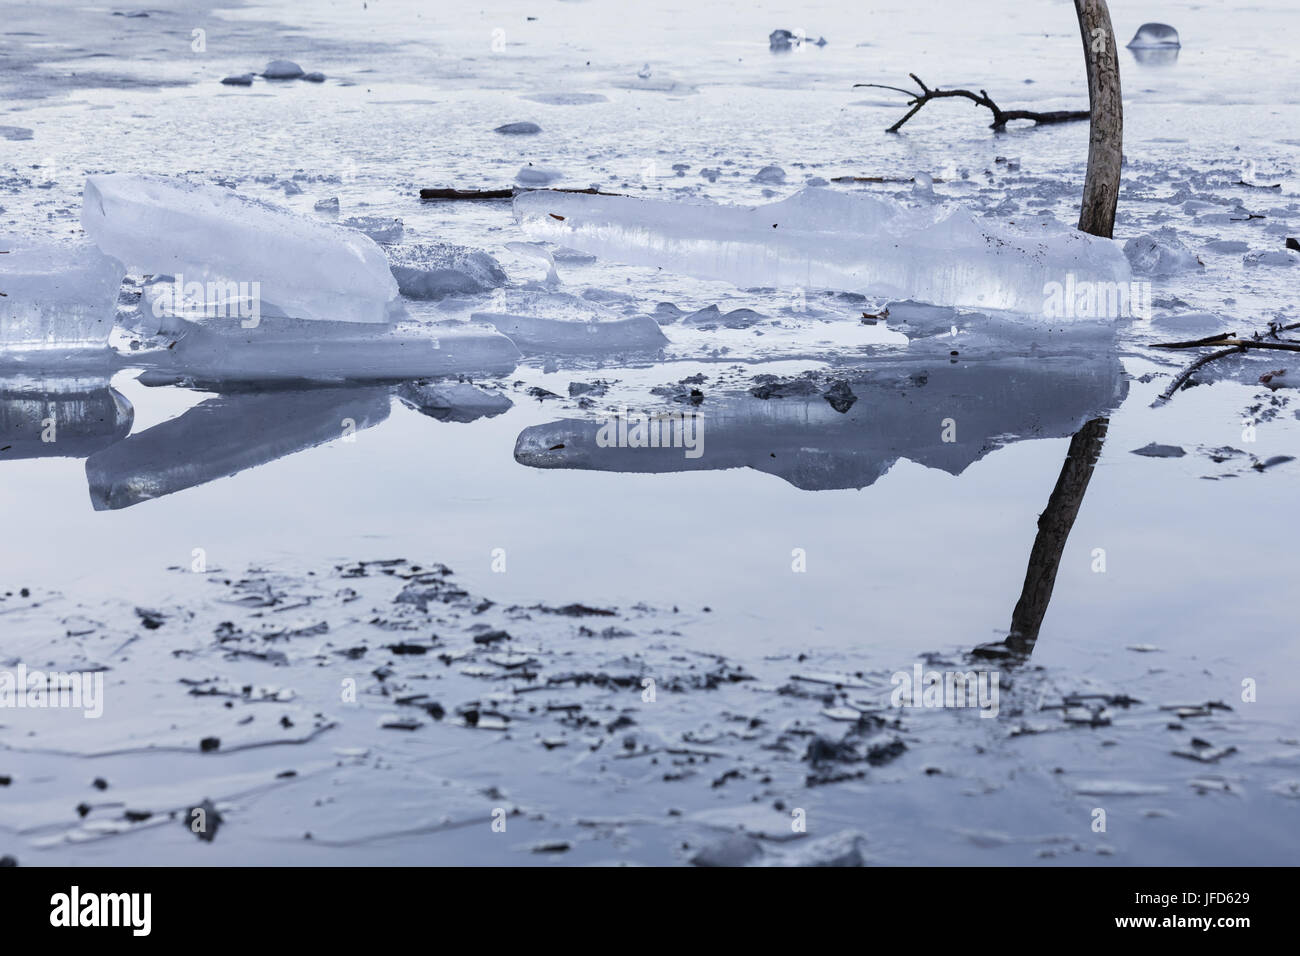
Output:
[
  {"xmin": 515, "ymin": 187, "xmax": 1132, "ymax": 316},
  {"xmin": 0, "ymin": 240, "xmax": 126, "ymax": 352},
  {"xmin": 81, "ymin": 174, "xmax": 403, "ymax": 325},
  {"xmin": 85, "ymin": 387, "xmax": 391, "ymax": 510},
  {"xmin": 396, "ymin": 381, "xmax": 512, "ymax": 423},
  {"xmin": 387, "ymin": 242, "xmax": 507, "ymax": 299}
]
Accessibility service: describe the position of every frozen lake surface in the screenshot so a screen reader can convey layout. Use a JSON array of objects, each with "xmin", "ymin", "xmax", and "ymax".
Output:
[{"xmin": 1, "ymin": 0, "xmax": 1298, "ymax": 865}]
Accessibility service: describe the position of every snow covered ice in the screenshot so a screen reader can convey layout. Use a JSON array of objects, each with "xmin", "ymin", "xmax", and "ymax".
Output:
[
  {"xmin": 82, "ymin": 175, "xmax": 404, "ymax": 326},
  {"xmin": 515, "ymin": 188, "xmax": 1132, "ymax": 317},
  {"xmin": 0, "ymin": 240, "xmax": 125, "ymax": 351}
]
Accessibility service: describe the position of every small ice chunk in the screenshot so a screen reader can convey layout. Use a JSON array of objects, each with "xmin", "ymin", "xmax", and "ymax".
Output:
[
  {"xmin": 1124, "ymin": 232, "xmax": 1202, "ymax": 275},
  {"xmin": 342, "ymin": 215, "xmax": 404, "ymax": 244},
  {"xmin": 386, "ymin": 242, "xmax": 507, "ymax": 299},
  {"xmin": 396, "ymin": 382, "xmax": 512, "ymax": 423},
  {"xmin": 516, "ymin": 166, "xmax": 563, "ymax": 187},
  {"xmin": 0, "ymin": 125, "xmax": 34, "ymax": 140},
  {"xmin": 82, "ymin": 175, "xmax": 402, "ymax": 324},
  {"xmin": 1127, "ymin": 24, "xmax": 1180, "ymax": 49},
  {"xmin": 314, "ymin": 196, "xmax": 340, "ymax": 216},
  {"xmin": 515, "ymin": 187, "xmax": 1131, "ymax": 316},
  {"xmin": 1131, "ymin": 442, "xmax": 1185, "ymax": 458},
  {"xmin": 752, "ymin": 165, "xmax": 786, "ymax": 185},
  {"xmin": 220, "ymin": 74, "xmax": 254, "ymax": 86},
  {"xmin": 262, "ymin": 59, "xmax": 305, "ymax": 79},
  {"xmin": 302, "ymin": 72, "xmax": 325, "ymax": 83},
  {"xmin": 0, "ymin": 240, "xmax": 126, "ymax": 351},
  {"xmin": 494, "ymin": 122, "xmax": 542, "ymax": 135},
  {"xmin": 1244, "ymin": 250, "xmax": 1296, "ymax": 268}
]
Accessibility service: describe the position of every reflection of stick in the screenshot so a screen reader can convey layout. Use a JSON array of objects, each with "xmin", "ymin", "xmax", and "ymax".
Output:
[
  {"xmin": 1153, "ymin": 346, "xmax": 1244, "ymax": 405},
  {"xmin": 975, "ymin": 418, "xmax": 1108, "ymax": 659}
]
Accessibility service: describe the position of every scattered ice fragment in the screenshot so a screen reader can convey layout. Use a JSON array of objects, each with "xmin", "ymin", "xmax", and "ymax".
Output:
[
  {"xmin": 752, "ymin": 165, "xmax": 786, "ymax": 185},
  {"xmin": 302, "ymin": 72, "xmax": 325, "ymax": 83},
  {"xmin": 504, "ymin": 241, "xmax": 560, "ymax": 287},
  {"xmin": 690, "ymin": 832, "xmax": 763, "ymax": 867},
  {"xmin": 314, "ymin": 196, "xmax": 340, "ymax": 216},
  {"xmin": 396, "ymin": 382, "xmax": 512, "ymax": 423},
  {"xmin": 1124, "ymin": 232, "xmax": 1202, "ymax": 275},
  {"xmin": 1131, "ymin": 442, "xmax": 1186, "ymax": 458},
  {"xmin": 1127, "ymin": 23, "xmax": 1180, "ymax": 49},
  {"xmin": 494, "ymin": 122, "xmax": 541, "ymax": 135},
  {"xmin": 0, "ymin": 126, "xmax": 34, "ymax": 140},
  {"xmin": 386, "ymin": 242, "xmax": 507, "ymax": 299},
  {"xmin": 0, "ymin": 240, "xmax": 126, "ymax": 351},
  {"xmin": 220, "ymin": 74, "xmax": 254, "ymax": 86},
  {"xmin": 1243, "ymin": 250, "xmax": 1295, "ymax": 268},
  {"xmin": 342, "ymin": 215, "xmax": 404, "ymax": 245},
  {"xmin": 515, "ymin": 187, "xmax": 1132, "ymax": 316},
  {"xmin": 515, "ymin": 166, "xmax": 563, "ymax": 187},
  {"xmin": 262, "ymin": 59, "xmax": 305, "ymax": 79},
  {"xmin": 1203, "ymin": 239, "xmax": 1249, "ymax": 254},
  {"xmin": 521, "ymin": 92, "xmax": 607, "ymax": 106},
  {"xmin": 82, "ymin": 174, "xmax": 403, "ymax": 324}
]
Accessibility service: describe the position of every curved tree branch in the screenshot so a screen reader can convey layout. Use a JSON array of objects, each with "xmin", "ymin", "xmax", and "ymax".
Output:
[{"xmin": 854, "ymin": 74, "xmax": 1089, "ymax": 133}]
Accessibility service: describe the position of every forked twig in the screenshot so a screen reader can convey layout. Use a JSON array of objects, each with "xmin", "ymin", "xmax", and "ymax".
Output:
[{"xmin": 854, "ymin": 73, "xmax": 1089, "ymax": 133}]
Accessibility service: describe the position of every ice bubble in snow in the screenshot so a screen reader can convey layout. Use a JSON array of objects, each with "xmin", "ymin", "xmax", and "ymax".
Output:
[
  {"xmin": 1127, "ymin": 24, "xmax": 1180, "ymax": 49},
  {"xmin": 515, "ymin": 187, "xmax": 1132, "ymax": 317},
  {"xmin": 472, "ymin": 291, "xmax": 668, "ymax": 352},
  {"xmin": 0, "ymin": 240, "xmax": 126, "ymax": 351},
  {"xmin": 494, "ymin": 122, "xmax": 542, "ymax": 135},
  {"xmin": 82, "ymin": 175, "xmax": 403, "ymax": 325},
  {"xmin": 516, "ymin": 166, "xmax": 563, "ymax": 187},
  {"xmin": 139, "ymin": 316, "xmax": 519, "ymax": 387},
  {"xmin": 386, "ymin": 242, "xmax": 508, "ymax": 299},
  {"xmin": 262, "ymin": 59, "xmax": 305, "ymax": 79},
  {"xmin": 1124, "ymin": 232, "xmax": 1203, "ymax": 275},
  {"xmin": 342, "ymin": 216, "xmax": 404, "ymax": 244}
]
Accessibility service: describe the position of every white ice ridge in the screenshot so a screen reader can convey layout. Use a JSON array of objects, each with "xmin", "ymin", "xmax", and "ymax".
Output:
[
  {"xmin": 82, "ymin": 175, "xmax": 402, "ymax": 325},
  {"xmin": 515, "ymin": 188, "xmax": 1133, "ymax": 317},
  {"xmin": 0, "ymin": 240, "xmax": 126, "ymax": 351}
]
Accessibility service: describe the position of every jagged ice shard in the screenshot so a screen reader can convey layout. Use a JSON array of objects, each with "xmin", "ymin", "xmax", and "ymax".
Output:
[
  {"xmin": 82, "ymin": 175, "xmax": 403, "ymax": 325},
  {"xmin": 515, "ymin": 188, "xmax": 1133, "ymax": 317}
]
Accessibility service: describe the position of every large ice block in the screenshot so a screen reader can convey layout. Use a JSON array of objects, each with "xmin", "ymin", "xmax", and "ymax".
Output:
[
  {"xmin": 515, "ymin": 188, "xmax": 1133, "ymax": 317},
  {"xmin": 81, "ymin": 174, "xmax": 402, "ymax": 324},
  {"xmin": 0, "ymin": 240, "xmax": 125, "ymax": 351}
]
